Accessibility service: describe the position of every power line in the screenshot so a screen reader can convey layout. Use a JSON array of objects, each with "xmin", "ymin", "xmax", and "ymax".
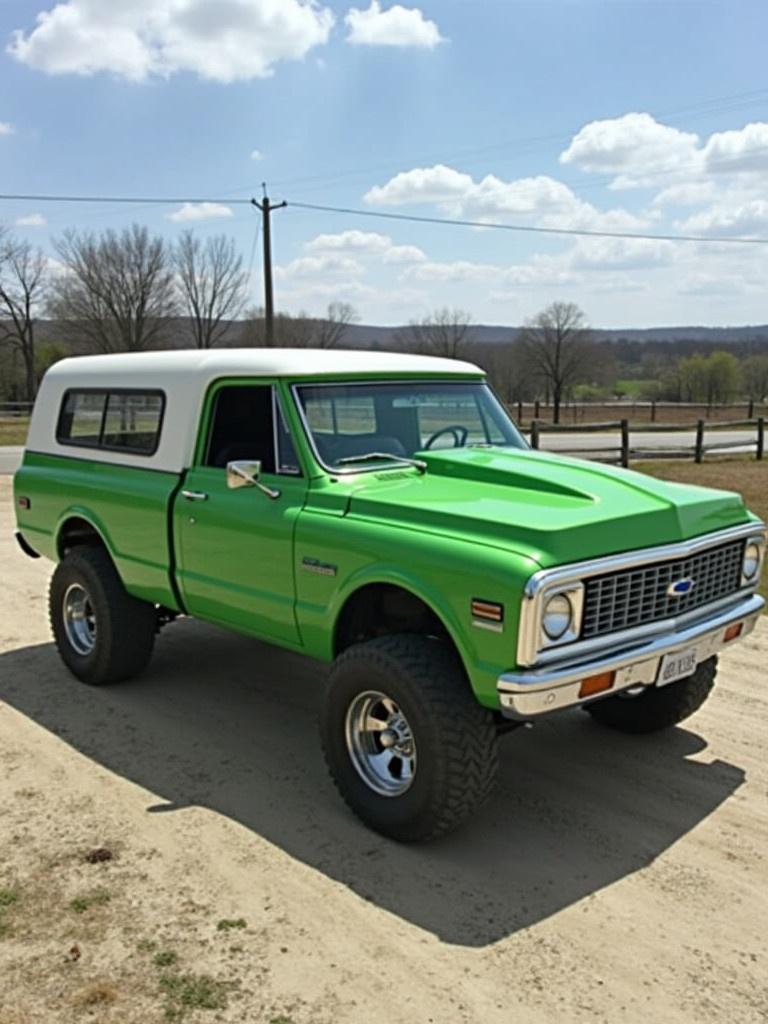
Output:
[
  {"xmin": 286, "ymin": 201, "xmax": 768, "ymax": 246},
  {"xmin": 0, "ymin": 193, "xmax": 254, "ymax": 206},
  {"xmin": 2, "ymin": 191, "xmax": 768, "ymax": 245}
]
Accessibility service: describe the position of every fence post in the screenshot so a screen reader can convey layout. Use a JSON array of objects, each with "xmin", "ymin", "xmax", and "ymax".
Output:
[
  {"xmin": 620, "ymin": 419, "xmax": 630, "ymax": 468},
  {"xmin": 517, "ymin": 400, "xmax": 522, "ymax": 424},
  {"xmin": 748, "ymin": 399, "xmax": 754, "ymax": 419},
  {"xmin": 695, "ymin": 420, "xmax": 705, "ymax": 463},
  {"xmin": 534, "ymin": 399, "xmax": 540, "ymax": 419},
  {"xmin": 531, "ymin": 420, "xmax": 540, "ymax": 450},
  {"xmin": 757, "ymin": 417, "xmax": 764, "ymax": 461}
]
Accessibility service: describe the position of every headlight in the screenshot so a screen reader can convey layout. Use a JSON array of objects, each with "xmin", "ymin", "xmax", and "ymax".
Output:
[
  {"xmin": 743, "ymin": 542, "xmax": 761, "ymax": 581},
  {"xmin": 542, "ymin": 592, "xmax": 573, "ymax": 639}
]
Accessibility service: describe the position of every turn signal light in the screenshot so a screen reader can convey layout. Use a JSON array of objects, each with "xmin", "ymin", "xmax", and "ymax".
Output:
[
  {"xmin": 723, "ymin": 623, "xmax": 743, "ymax": 643},
  {"xmin": 578, "ymin": 671, "xmax": 616, "ymax": 699}
]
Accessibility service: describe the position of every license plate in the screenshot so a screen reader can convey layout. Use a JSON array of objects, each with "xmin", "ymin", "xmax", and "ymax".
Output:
[{"xmin": 657, "ymin": 646, "xmax": 698, "ymax": 687}]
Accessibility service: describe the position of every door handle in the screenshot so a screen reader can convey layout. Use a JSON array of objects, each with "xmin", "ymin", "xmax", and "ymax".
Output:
[{"xmin": 182, "ymin": 490, "xmax": 209, "ymax": 502}]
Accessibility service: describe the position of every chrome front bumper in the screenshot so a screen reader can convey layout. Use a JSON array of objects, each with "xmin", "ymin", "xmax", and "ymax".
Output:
[{"xmin": 497, "ymin": 594, "xmax": 764, "ymax": 720}]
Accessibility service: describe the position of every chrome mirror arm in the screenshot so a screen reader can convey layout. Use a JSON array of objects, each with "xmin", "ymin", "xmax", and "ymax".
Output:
[{"xmin": 226, "ymin": 460, "xmax": 281, "ymax": 500}]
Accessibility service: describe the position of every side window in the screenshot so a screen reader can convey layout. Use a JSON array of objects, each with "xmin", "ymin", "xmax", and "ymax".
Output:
[
  {"xmin": 102, "ymin": 393, "xmax": 164, "ymax": 453},
  {"xmin": 203, "ymin": 385, "xmax": 302, "ymax": 476},
  {"xmin": 57, "ymin": 391, "xmax": 107, "ymax": 447},
  {"xmin": 57, "ymin": 389, "xmax": 164, "ymax": 454}
]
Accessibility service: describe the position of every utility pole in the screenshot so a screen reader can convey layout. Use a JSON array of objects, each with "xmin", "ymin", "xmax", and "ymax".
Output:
[{"xmin": 251, "ymin": 186, "xmax": 286, "ymax": 347}]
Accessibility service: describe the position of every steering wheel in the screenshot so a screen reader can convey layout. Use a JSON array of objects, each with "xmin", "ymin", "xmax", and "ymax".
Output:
[{"xmin": 424, "ymin": 425, "xmax": 469, "ymax": 450}]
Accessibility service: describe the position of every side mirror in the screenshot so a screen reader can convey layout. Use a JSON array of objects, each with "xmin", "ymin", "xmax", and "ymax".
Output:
[{"xmin": 226, "ymin": 460, "xmax": 281, "ymax": 500}]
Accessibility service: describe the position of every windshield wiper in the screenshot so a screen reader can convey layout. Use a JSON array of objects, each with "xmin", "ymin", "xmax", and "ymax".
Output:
[{"xmin": 336, "ymin": 452, "xmax": 427, "ymax": 474}]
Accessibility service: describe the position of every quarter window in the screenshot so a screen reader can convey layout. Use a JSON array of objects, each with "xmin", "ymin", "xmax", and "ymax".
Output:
[{"xmin": 57, "ymin": 389, "xmax": 164, "ymax": 455}]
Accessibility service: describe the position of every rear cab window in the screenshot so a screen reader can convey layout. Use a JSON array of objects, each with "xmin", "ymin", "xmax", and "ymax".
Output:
[{"xmin": 57, "ymin": 389, "xmax": 165, "ymax": 455}]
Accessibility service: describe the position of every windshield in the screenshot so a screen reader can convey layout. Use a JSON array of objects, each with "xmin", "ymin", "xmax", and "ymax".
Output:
[{"xmin": 295, "ymin": 380, "xmax": 527, "ymax": 471}]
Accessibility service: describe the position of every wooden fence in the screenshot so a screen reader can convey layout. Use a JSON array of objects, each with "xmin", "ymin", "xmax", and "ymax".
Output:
[
  {"xmin": 529, "ymin": 418, "xmax": 765, "ymax": 465},
  {"xmin": 513, "ymin": 400, "xmax": 768, "ymax": 427},
  {"xmin": 0, "ymin": 403, "xmax": 33, "ymax": 418}
]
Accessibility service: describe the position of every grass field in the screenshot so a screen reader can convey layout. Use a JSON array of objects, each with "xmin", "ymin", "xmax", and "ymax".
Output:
[
  {"xmin": 0, "ymin": 418, "xmax": 29, "ymax": 446},
  {"xmin": 637, "ymin": 458, "xmax": 768, "ymax": 607}
]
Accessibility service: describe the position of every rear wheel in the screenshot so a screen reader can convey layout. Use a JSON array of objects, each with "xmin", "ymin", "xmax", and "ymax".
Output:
[
  {"xmin": 585, "ymin": 656, "xmax": 717, "ymax": 734},
  {"xmin": 321, "ymin": 634, "xmax": 499, "ymax": 841},
  {"xmin": 49, "ymin": 546, "xmax": 156, "ymax": 685}
]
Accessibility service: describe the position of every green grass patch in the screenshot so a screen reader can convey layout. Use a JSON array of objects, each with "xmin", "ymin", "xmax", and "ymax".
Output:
[
  {"xmin": 0, "ymin": 888, "xmax": 20, "ymax": 907},
  {"xmin": 153, "ymin": 950, "xmax": 179, "ymax": 968},
  {"xmin": 70, "ymin": 888, "xmax": 111, "ymax": 914},
  {"xmin": 0, "ymin": 418, "xmax": 29, "ymax": 446},
  {"xmin": 216, "ymin": 917, "xmax": 247, "ymax": 932},
  {"xmin": 159, "ymin": 971, "xmax": 235, "ymax": 1019}
]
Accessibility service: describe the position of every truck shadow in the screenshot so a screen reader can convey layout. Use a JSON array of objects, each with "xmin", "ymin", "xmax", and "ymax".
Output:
[{"xmin": 0, "ymin": 619, "xmax": 744, "ymax": 948}]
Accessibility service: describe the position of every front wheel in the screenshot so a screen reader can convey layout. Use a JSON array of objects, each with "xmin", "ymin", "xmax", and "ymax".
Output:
[
  {"xmin": 585, "ymin": 656, "xmax": 717, "ymax": 734},
  {"xmin": 320, "ymin": 635, "xmax": 499, "ymax": 841},
  {"xmin": 49, "ymin": 546, "xmax": 156, "ymax": 685}
]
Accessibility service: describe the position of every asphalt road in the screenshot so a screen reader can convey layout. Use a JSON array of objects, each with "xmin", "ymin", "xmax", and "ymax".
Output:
[
  {"xmin": 0, "ymin": 431, "xmax": 756, "ymax": 475},
  {"xmin": 0, "ymin": 446, "xmax": 22, "ymax": 475}
]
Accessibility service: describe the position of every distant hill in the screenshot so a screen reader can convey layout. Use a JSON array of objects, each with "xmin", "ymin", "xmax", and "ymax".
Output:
[
  {"xmin": 343, "ymin": 323, "xmax": 768, "ymax": 347},
  {"xmin": 27, "ymin": 318, "xmax": 768, "ymax": 353}
]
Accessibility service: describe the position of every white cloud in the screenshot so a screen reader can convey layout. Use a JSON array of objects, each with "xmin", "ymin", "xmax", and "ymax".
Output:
[
  {"xmin": 249, "ymin": 149, "xmax": 263, "ymax": 161},
  {"xmin": 678, "ymin": 272, "xmax": 752, "ymax": 297},
  {"xmin": 702, "ymin": 122, "xmax": 768, "ymax": 175},
  {"xmin": 677, "ymin": 198, "xmax": 768, "ymax": 237},
  {"xmin": 9, "ymin": 0, "xmax": 334, "ymax": 82},
  {"xmin": 408, "ymin": 260, "xmax": 502, "ymax": 284},
  {"xmin": 652, "ymin": 181, "xmax": 718, "ymax": 207},
  {"xmin": 365, "ymin": 164, "xmax": 471, "ymax": 206},
  {"xmin": 167, "ymin": 202, "xmax": 233, "ymax": 222},
  {"xmin": 0, "ymin": 122, "xmax": 14, "ymax": 136},
  {"xmin": 560, "ymin": 113, "xmax": 700, "ymax": 189},
  {"xmin": 304, "ymin": 229, "xmax": 425, "ymax": 263},
  {"xmin": 15, "ymin": 213, "xmax": 47, "ymax": 227},
  {"xmin": 364, "ymin": 163, "xmax": 648, "ymax": 234},
  {"xmin": 569, "ymin": 237, "xmax": 676, "ymax": 271},
  {"xmin": 275, "ymin": 253, "xmax": 365, "ymax": 281},
  {"xmin": 344, "ymin": 2, "xmax": 443, "ymax": 48}
]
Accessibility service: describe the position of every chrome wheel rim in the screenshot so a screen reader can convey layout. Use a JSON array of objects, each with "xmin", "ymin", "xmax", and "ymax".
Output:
[
  {"xmin": 345, "ymin": 690, "xmax": 417, "ymax": 797},
  {"xmin": 62, "ymin": 583, "xmax": 97, "ymax": 656}
]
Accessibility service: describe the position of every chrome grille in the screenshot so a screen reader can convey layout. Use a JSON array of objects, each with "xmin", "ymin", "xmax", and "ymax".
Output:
[{"xmin": 581, "ymin": 539, "xmax": 744, "ymax": 639}]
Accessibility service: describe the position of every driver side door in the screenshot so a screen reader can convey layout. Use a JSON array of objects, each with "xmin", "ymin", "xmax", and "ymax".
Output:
[{"xmin": 174, "ymin": 381, "xmax": 306, "ymax": 646}]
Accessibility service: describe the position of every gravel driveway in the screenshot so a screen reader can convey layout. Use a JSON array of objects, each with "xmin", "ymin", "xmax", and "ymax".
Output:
[{"xmin": 1, "ymin": 477, "xmax": 766, "ymax": 1023}]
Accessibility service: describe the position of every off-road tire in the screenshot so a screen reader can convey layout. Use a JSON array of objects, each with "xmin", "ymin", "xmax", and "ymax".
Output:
[
  {"xmin": 321, "ymin": 634, "xmax": 499, "ymax": 842},
  {"xmin": 585, "ymin": 656, "xmax": 717, "ymax": 734},
  {"xmin": 49, "ymin": 546, "xmax": 156, "ymax": 685}
]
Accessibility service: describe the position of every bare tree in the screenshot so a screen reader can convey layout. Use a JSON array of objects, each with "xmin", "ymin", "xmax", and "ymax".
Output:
[
  {"xmin": 50, "ymin": 225, "xmax": 177, "ymax": 353},
  {"xmin": 311, "ymin": 301, "xmax": 359, "ymax": 349},
  {"xmin": 742, "ymin": 354, "xmax": 768, "ymax": 404},
  {"xmin": 244, "ymin": 302, "xmax": 358, "ymax": 349},
  {"xmin": 519, "ymin": 302, "xmax": 595, "ymax": 423},
  {"xmin": 0, "ymin": 227, "xmax": 48, "ymax": 400},
  {"xmin": 396, "ymin": 307, "xmax": 474, "ymax": 359},
  {"xmin": 173, "ymin": 231, "xmax": 248, "ymax": 349}
]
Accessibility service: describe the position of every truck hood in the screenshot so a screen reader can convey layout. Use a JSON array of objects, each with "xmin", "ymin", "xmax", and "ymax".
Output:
[{"xmin": 344, "ymin": 447, "xmax": 751, "ymax": 567}]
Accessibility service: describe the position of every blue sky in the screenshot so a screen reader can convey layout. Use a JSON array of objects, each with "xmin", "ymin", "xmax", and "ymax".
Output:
[{"xmin": 2, "ymin": 0, "xmax": 768, "ymax": 327}]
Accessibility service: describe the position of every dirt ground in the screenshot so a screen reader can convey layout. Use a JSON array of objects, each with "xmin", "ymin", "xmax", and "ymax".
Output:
[{"xmin": 1, "ymin": 476, "xmax": 767, "ymax": 1024}]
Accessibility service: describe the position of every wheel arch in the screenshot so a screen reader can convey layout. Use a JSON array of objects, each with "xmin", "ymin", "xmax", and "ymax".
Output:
[
  {"xmin": 332, "ymin": 576, "xmax": 473, "ymax": 682},
  {"xmin": 56, "ymin": 509, "xmax": 114, "ymax": 562}
]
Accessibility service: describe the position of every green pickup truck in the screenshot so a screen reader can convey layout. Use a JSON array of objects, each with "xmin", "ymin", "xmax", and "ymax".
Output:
[{"xmin": 13, "ymin": 349, "xmax": 766, "ymax": 840}]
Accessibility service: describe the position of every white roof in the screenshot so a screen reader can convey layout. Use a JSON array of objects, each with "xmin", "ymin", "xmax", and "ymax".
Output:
[
  {"xmin": 42, "ymin": 348, "xmax": 483, "ymax": 384},
  {"xmin": 27, "ymin": 348, "xmax": 484, "ymax": 473}
]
